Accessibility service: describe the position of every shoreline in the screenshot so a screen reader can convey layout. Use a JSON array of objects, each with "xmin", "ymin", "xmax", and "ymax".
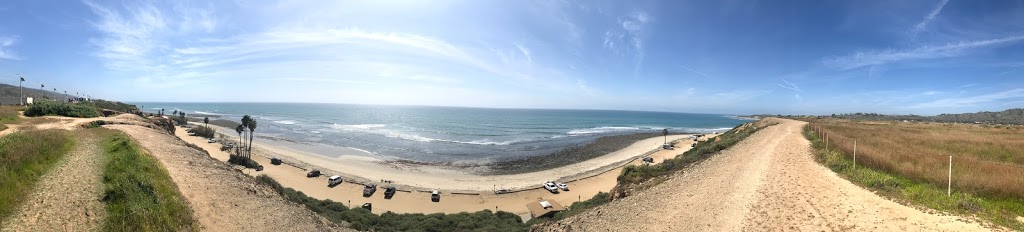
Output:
[
  {"xmin": 175, "ymin": 122, "xmax": 718, "ymax": 215},
  {"xmin": 198, "ymin": 122, "xmax": 699, "ymax": 191}
]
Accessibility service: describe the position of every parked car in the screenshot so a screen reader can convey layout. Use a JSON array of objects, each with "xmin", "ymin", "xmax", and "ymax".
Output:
[
  {"xmin": 557, "ymin": 183, "xmax": 569, "ymax": 191},
  {"xmin": 363, "ymin": 183, "xmax": 377, "ymax": 197},
  {"xmin": 207, "ymin": 138, "xmax": 218, "ymax": 143},
  {"xmin": 270, "ymin": 157, "xmax": 282, "ymax": 165},
  {"xmin": 543, "ymin": 181, "xmax": 559, "ymax": 193},
  {"xmin": 431, "ymin": 190, "xmax": 441, "ymax": 202},
  {"xmin": 306, "ymin": 170, "xmax": 321, "ymax": 178},
  {"xmin": 254, "ymin": 164, "xmax": 263, "ymax": 171},
  {"xmin": 662, "ymin": 143, "xmax": 673, "ymax": 150},
  {"xmin": 328, "ymin": 175, "xmax": 343, "ymax": 187},
  {"xmin": 384, "ymin": 186, "xmax": 397, "ymax": 199},
  {"xmin": 361, "ymin": 203, "xmax": 372, "ymax": 211},
  {"xmin": 643, "ymin": 157, "xmax": 654, "ymax": 163}
]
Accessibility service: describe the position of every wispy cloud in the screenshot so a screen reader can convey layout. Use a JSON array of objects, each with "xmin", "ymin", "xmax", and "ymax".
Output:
[
  {"xmin": 777, "ymin": 79, "xmax": 801, "ymax": 92},
  {"xmin": 910, "ymin": 0, "xmax": 950, "ymax": 37},
  {"xmin": 0, "ymin": 36, "xmax": 21, "ymax": 60},
  {"xmin": 678, "ymin": 64, "xmax": 714, "ymax": 78},
  {"xmin": 84, "ymin": 0, "xmax": 168, "ymax": 71},
  {"xmin": 911, "ymin": 88, "xmax": 1024, "ymax": 109},
  {"xmin": 604, "ymin": 10, "xmax": 653, "ymax": 73},
  {"xmin": 824, "ymin": 35, "xmax": 1024, "ymax": 70}
]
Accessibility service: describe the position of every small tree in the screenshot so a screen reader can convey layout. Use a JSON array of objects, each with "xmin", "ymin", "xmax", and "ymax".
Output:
[
  {"xmin": 247, "ymin": 119, "xmax": 257, "ymax": 159},
  {"xmin": 241, "ymin": 115, "xmax": 252, "ymax": 158},
  {"xmin": 204, "ymin": 117, "xmax": 209, "ymax": 128},
  {"xmin": 235, "ymin": 125, "xmax": 244, "ymax": 156}
]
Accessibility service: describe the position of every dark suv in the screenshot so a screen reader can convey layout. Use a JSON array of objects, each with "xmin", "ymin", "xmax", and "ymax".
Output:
[{"xmin": 363, "ymin": 183, "xmax": 377, "ymax": 197}]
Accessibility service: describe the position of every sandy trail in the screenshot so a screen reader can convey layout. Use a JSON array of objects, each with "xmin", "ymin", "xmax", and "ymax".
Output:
[
  {"xmin": 107, "ymin": 125, "xmax": 346, "ymax": 231},
  {"xmin": 535, "ymin": 118, "xmax": 996, "ymax": 231},
  {"xmin": 1, "ymin": 129, "xmax": 107, "ymax": 231}
]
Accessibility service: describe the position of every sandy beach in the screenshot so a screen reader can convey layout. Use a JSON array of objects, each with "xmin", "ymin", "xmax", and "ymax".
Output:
[{"xmin": 177, "ymin": 123, "xmax": 715, "ymax": 216}]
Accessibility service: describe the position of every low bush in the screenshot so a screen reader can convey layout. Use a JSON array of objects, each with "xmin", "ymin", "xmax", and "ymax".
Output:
[
  {"xmin": 102, "ymin": 133, "xmax": 195, "ymax": 231},
  {"xmin": 254, "ymin": 174, "xmax": 527, "ymax": 231},
  {"xmin": 23, "ymin": 100, "xmax": 99, "ymax": 118},
  {"xmin": 228, "ymin": 155, "xmax": 261, "ymax": 169},
  {"xmin": 0, "ymin": 130, "xmax": 74, "ymax": 220},
  {"xmin": 187, "ymin": 125, "xmax": 215, "ymax": 139}
]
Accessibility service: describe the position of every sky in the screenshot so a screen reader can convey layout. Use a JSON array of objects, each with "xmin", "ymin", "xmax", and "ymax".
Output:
[{"xmin": 0, "ymin": 0, "xmax": 1022, "ymax": 115}]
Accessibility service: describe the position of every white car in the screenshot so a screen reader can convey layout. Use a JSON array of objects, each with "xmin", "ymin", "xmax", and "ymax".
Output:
[
  {"xmin": 543, "ymin": 181, "xmax": 559, "ymax": 193},
  {"xmin": 557, "ymin": 183, "xmax": 569, "ymax": 191},
  {"xmin": 328, "ymin": 175, "xmax": 343, "ymax": 187}
]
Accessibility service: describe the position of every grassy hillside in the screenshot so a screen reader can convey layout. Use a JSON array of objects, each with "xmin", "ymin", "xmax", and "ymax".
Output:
[
  {"xmin": 101, "ymin": 133, "xmax": 196, "ymax": 231},
  {"xmin": 804, "ymin": 119, "xmax": 1024, "ymax": 229},
  {"xmin": 0, "ymin": 83, "xmax": 66, "ymax": 101},
  {"xmin": 0, "ymin": 130, "xmax": 74, "ymax": 221}
]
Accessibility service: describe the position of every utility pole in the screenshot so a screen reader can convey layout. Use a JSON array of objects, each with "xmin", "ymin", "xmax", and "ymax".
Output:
[{"xmin": 18, "ymin": 74, "xmax": 24, "ymax": 105}]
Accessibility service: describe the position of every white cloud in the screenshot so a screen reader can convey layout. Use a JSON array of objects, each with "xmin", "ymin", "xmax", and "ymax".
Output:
[
  {"xmin": 0, "ymin": 36, "xmax": 21, "ymax": 60},
  {"xmin": 514, "ymin": 43, "xmax": 532, "ymax": 63},
  {"xmin": 910, "ymin": 0, "xmax": 950, "ymax": 36},
  {"xmin": 777, "ymin": 79, "xmax": 801, "ymax": 92},
  {"xmin": 678, "ymin": 64, "xmax": 714, "ymax": 79},
  {"xmin": 911, "ymin": 88, "xmax": 1024, "ymax": 109},
  {"xmin": 604, "ymin": 10, "xmax": 653, "ymax": 73},
  {"xmin": 824, "ymin": 35, "xmax": 1024, "ymax": 70}
]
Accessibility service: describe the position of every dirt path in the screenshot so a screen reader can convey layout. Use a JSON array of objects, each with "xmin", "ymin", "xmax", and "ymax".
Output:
[
  {"xmin": 534, "ymin": 118, "xmax": 997, "ymax": 231},
  {"xmin": 1, "ymin": 129, "xmax": 107, "ymax": 231},
  {"xmin": 106, "ymin": 125, "xmax": 347, "ymax": 231}
]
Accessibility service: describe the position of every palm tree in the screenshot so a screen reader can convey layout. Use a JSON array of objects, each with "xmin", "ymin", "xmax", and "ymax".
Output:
[
  {"xmin": 241, "ymin": 115, "xmax": 252, "ymax": 158},
  {"xmin": 247, "ymin": 119, "xmax": 257, "ymax": 159},
  {"xmin": 173, "ymin": 110, "xmax": 178, "ymax": 116},
  {"xmin": 662, "ymin": 128, "xmax": 668, "ymax": 144},
  {"xmin": 235, "ymin": 125, "xmax": 244, "ymax": 156},
  {"xmin": 204, "ymin": 117, "xmax": 209, "ymax": 128}
]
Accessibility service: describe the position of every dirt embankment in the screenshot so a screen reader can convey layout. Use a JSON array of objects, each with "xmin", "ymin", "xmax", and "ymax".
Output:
[
  {"xmin": 107, "ymin": 125, "xmax": 350, "ymax": 231},
  {"xmin": 533, "ymin": 118, "xmax": 1000, "ymax": 231}
]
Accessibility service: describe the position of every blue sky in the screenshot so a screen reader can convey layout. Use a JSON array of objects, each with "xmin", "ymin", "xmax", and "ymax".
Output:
[{"xmin": 0, "ymin": 0, "xmax": 1022, "ymax": 115}]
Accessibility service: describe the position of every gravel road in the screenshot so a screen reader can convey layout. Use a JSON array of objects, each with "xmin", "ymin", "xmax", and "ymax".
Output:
[{"xmin": 533, "ymin": 118, "xmax": 998, "ymax": 231}]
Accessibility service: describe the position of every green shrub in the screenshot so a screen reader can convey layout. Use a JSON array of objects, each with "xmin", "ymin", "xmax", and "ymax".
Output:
[
  {"xmin": 24, "ymin": 100, "xmax": 99, "ymax": 118},
  {"xmin": 228, "ymin": 155, "xmax": 261, "ymax": 169},
  {"xmin": 187, "ymin": 125, "xmax": 215, "ymax": 139},
  {"xmin": 102, "ymin": 133, "xmax": 195, "ymax": 231},
  {"xmin": 0, "ymin": 130, "xmax": 73, "ymax": 221},
  {"xmin": 253, "ymin": 174, "xmax": 527, "ymax": 231},
  {"xmin": 88, "ymin": 100, "xmax": 139, "ymax": 113}
]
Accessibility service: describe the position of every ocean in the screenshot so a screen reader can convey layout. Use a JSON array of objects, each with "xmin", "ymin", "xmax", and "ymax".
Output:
[{"xmin": 132, "ymin": 103, "xmax": 750, "ymax": 163}]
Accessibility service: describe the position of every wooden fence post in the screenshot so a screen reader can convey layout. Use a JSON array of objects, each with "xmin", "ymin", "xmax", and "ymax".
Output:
[{"xmin": 948, "ymin": 154, "xmax": 953, "ymax": 196}]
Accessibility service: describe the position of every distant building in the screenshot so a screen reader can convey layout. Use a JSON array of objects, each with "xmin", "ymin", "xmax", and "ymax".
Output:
[{"xmin": 526, "ymin": 199, "xmax": 565, "ymax": 218}]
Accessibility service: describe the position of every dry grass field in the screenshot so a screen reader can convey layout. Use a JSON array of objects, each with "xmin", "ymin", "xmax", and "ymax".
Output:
[
  {"xmin": 807, "ymin": 119, "xmax": 1024, "ymax": 196},
  {"xmin": 803, "ymin": 118, "xmax": 1024, "ymax": 229}
]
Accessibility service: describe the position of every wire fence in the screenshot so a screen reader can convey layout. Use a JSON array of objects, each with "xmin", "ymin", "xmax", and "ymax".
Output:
[{"xmin": 807, "ymin": 123, "xmax": 1024, "ymax": 197}]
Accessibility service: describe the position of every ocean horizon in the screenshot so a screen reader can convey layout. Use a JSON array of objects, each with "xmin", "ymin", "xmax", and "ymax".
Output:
[{"xmin": 132, "ymin": 102, "xmax": 751, "ymax": 163}]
